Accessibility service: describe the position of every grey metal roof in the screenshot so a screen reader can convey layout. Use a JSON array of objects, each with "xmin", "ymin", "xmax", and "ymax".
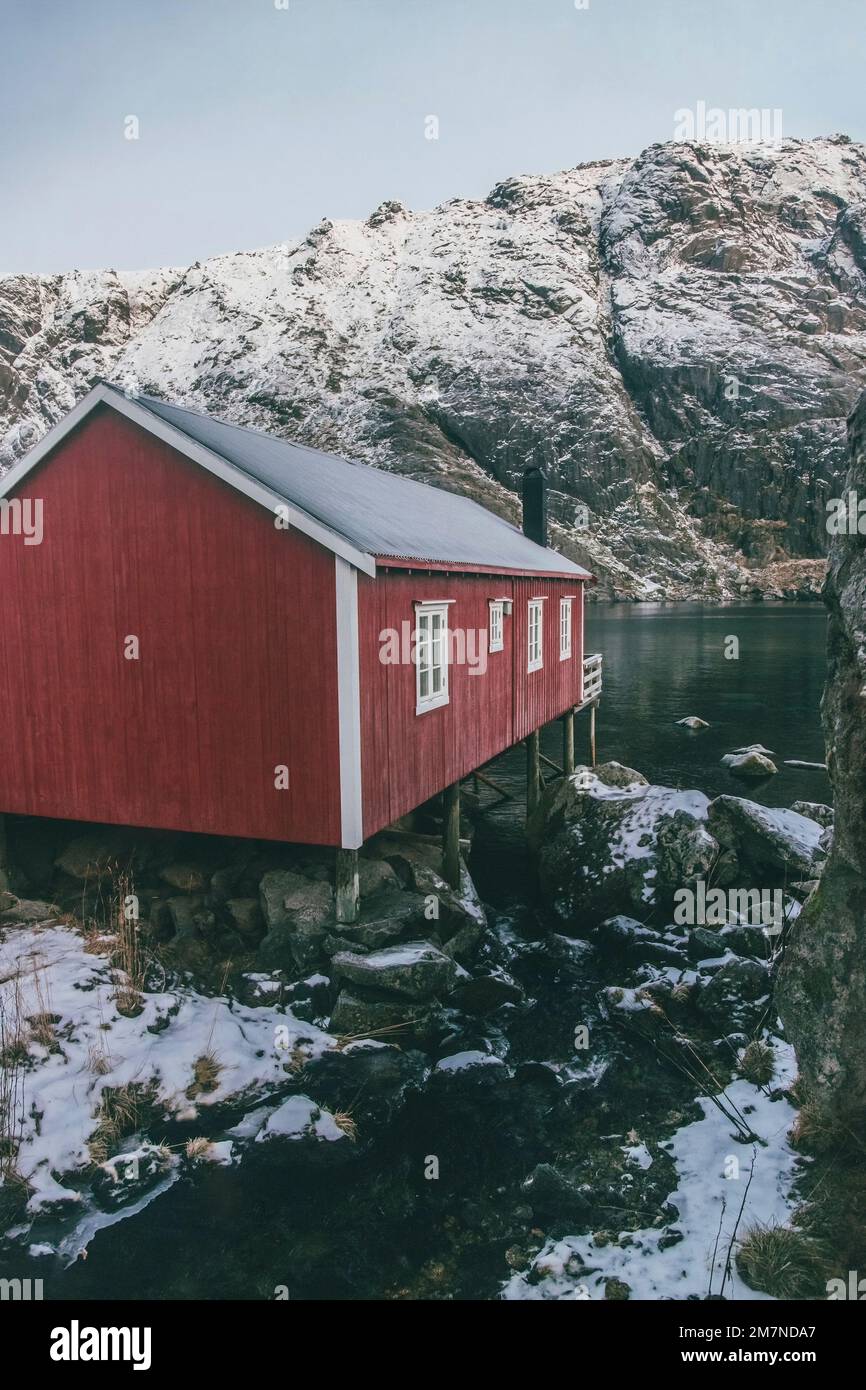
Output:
[{"xmin": 119, "ymin": 387, "xmax": 590, "ymax": 578}]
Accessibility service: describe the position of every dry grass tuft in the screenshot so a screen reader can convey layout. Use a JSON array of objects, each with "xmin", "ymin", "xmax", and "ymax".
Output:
[
  {"xmin": 0, "ymin": 977, "xmax": 27, "ymax": 1181},
  {"xmin": 185, "ymin": 1136, "xmax": 213, "ymax": 1161},
  {"xmin": 186, "ymin": 1050, "xmax": 223, "ymax": 1099},
  {"xmin": 739, "ymin": 1040, "xmax": 776, "ymax": 1087},
  {"xmin": 87, "ymin": 1082, "xmax": 157, "ymax": 1165},
  {"xmin": 332, "ymin": 1110, "xmax": 359, "ymax": 1143},
  {"xmin": 789, "ymin": 1100, "xmax": 859, "ymax": 1156},
  {"xmin": 286, "ymin": 1045, "xmax": 309, "ymax": 1075},
  {"xmin": 736, "ymin": 1222, "xmax": 829, "ymax": 1299}
]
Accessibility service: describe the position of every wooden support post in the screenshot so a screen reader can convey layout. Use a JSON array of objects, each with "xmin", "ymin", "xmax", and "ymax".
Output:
[
  {"xmin": 526, "ymin": 730, "xmax": 541, "ymax": 822},
  {"xmin": 562, "ymin": 710, "xmax": 575, "ymax": 776},
  {"xmin": 590, "ymin": 701, "xmax": 598, "ymax": 769},
  {"xmin": 442, "ymin": 781, "xmax": 461, "ymax": 890},
  {"xmin": 335, "ymin": 847, "xmax": 360, "ymax": 924}
]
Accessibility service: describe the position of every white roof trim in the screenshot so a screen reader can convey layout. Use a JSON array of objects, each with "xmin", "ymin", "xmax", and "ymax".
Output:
[{"xmin": 0, "ymin": 384, "xmax": 377, "ymax": 578}]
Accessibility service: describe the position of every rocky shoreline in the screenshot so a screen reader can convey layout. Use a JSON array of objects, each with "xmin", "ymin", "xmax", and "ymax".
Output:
[{"xmin": 0, "ymin": 765, "xmax": 835, "ymax": 1299}]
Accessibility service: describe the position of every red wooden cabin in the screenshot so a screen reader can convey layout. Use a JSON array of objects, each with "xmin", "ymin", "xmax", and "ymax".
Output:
[{"xmin": 0, "ymin": 383, "xmax": 599, "ymax": 915}]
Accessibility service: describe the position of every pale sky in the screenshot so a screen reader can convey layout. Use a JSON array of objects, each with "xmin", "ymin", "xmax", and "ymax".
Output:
[{"xmin": 2, "ymin": 0, "xmax": 863, "ymax": 273}]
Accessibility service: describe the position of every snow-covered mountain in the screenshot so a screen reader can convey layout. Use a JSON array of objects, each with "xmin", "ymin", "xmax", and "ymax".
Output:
[{"xmin": 3, "ymin": 135, "xmax": 866, "ymax": 598}]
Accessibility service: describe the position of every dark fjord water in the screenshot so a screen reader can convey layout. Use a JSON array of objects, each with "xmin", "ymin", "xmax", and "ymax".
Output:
[
  {"xmin": 480, "ymin": 602, "xmax": 829, "ymax": 838},
  {"xmin": 30, "ymin": 602, "xmax": 829, "ymax": 1301},
  {"xmin": 583, "ymin": 602, "xmax": 829, "ymax": 806}
]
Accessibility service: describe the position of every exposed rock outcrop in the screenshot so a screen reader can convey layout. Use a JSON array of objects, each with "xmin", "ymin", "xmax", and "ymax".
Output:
[
  {"xmin": 3, "ymin": 137, "xmax": 866, "ymax": 598},
  {"xmin": 528, "ymin": 763, "xmax": 715, "ymax": 921},
  {"xmin": 778, "ymin": 392, "xmax": 866, "ymax": 1118}
]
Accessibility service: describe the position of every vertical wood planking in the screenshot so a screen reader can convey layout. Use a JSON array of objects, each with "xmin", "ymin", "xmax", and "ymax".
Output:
[
  {"xmin": 0, "ymin": 409, "xmax": 342, "ymax": 844},
  {"xmin": 359, "ymin": 570, "xmax": 584, "ymax": 838}
]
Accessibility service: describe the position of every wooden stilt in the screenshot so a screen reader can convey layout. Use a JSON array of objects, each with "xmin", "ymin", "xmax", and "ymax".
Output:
[
  {"xmin": 590, "ymin": 702, "xmax": 598, "ymax": 768},
  {"xmin": 442, "ymin": 781, "xmax": 461, "ymax": 890},
  {"xmin": 335, "ymin": 847, "xmax": 360, "ymax": 924},
  {"xmin": 526, "ymin": 730, "xmax": 541, "ymax": 822},
  {"xmin": 562, "ymin": 710, "xmax": 575, "ymax": 775}
]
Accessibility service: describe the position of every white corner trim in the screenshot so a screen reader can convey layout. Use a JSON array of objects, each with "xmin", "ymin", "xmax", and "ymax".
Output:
[
  {"xmin": 335, "ymin": 557, "xmax": 364, "ymax": 849},
  {"xmin": 0, "ymin": 383, "xmax": 377, "ymax": 578}
]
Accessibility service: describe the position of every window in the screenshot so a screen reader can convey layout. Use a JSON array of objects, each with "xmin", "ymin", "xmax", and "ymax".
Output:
[
  {"xmin": 415, "ymin": 603, "xmax": 449, "ymax": 713},
  {"xmin": 489, "ymin": 600, "xmax": 504, "ymax": 653},
  {"xmin": 527, "ymin": 599, "xmax": 544, "ymax": 672},
  {"xmin": 560, "ymin": 598, "xmax": 573, "ymax": 660}
]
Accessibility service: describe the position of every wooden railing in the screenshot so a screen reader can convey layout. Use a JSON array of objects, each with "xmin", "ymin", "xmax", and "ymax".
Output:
[{"xmin": 582, "ymin": 652, "xmax": 603, "ymax": 704}]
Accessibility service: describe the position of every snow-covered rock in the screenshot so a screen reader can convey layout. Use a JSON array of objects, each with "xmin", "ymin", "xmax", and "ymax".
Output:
[
  {"xmin": 529, "ymin": 763, "xmax": 715, "ymax": 921},
  {"xmin": 3, "ymin": 137, "xmax": 866, "ymax": 598},
  {"xmin": 331, "ymin": 940, "xmax": 459, "ymax": 1000},
  {"xmin": 708, "ymin": 795, "xmax": 827, "ymax": 881},
  {"xmin": 721, "ymin": 750, "xmax": 779, "ymax": 779},
  {"xmin": 0, "ymin": 922, "xmax": 335, "ymax": 1233}
]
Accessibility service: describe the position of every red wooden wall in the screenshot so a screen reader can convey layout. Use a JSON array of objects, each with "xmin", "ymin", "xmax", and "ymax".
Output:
[
  {"xmin": 358, "ymin": 568, "xmax": 585, "ymax": 838},
  {"xmin": 0, "ymin": 408, "xmax": 341, "ymax": 844}
]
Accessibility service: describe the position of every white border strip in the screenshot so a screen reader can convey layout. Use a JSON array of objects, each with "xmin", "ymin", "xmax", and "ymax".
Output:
[{"xmin": 335, "ymin": 556, "xmax": 364, "ymax": 849}]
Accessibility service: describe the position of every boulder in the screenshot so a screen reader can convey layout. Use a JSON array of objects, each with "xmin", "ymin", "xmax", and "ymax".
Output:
[
  {"xmin": 357, "ymin": 857, "xmax": 399, "ymax": 896},
  {"xmin": 330, "ymin": 890, "xmax": 427, "ymax": 951},
  {"xmin": 165, "ymin": 895, "xmax": 215, "ymax": 940},
  {"xmin": 302, "ymin": 1040, "xmax": 429, "ymax": 1125},
  {"xmin": 257, "ymin": 870, "xmax": 334, "ymax": 973},
  {"xmin": 331, "ymin": 940, "xmax": 459, "ymax": 1000},
  {"xmin": 329, "ymin": 986, "xmax": 436, "ymax": 1039},
  {"xmin": 599, "ymin": 985, "xmax": 666, "ymax": 1036},
  {"xmin": 791, "ymin": 800, "xmax": 833, "ymax": 828},
  {"xmin": 696, "ymin": 958, "xmax": 771, "ymax": 1027},
  {"xmin": 529, "ymin": 764, "xmax": 714, "ymax": 921},
  {"xmin": 251, "ymin": 1095, "xmax": 354, "ymax": 1166},
  {"xmin": 430, "ymin": 1050, "xmax": 511, "ymax": 1093},
  {"xmin": 521, "ymin": 1163, "xmax": 591, "ymax": 1221},
  {"xmin": 448, "ymin": 970, "xmax": 524, "ymax": 1014},
  {"xmin": 708, "ymin": 796, "xmax": 826, "ymax": 882},
  {"xmin": 547, "ymin": 933, "xmax": 594, "ymax": 968},
  {"xmin": 0, "ymin": 898, "xmax": 60, "ymax": 925},
  {"xmin": 594, "ymin": 915, "xmax": 689, "ymax": 967},
  {"xmin": 373, "ymin": 836, "xmax": 487, "ymax": 958},
  {"xmin": 677, "ymin": 716, "xmax": 709, "ymax": 729},
  {"xmin": 776, "ymin": 401, "xmax": 866, "ymax": 1122},
  {"xmin": 721, "ymin": 751, "xmax": 778, "ymax": 779},
  {"xmin": 224, "ymin": 898, "xmax": 265, "ymax": 939},
  {"xmin": 159, "ymin": 862, "xmax": 209, "ymax": 893},
  {"xmin": 55, "ymin": 833, "xmax": 130, "ymax": 881},
  {"xmin": 718, "ymin": 922, "xmax": 772, "ymax": 959},
  {"xmin": 685, "ymin": 926, "xmax": 729, "ymax": 961}
]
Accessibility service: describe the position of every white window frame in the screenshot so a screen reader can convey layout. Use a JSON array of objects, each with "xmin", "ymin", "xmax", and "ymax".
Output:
[
  {"xmin": 559, "ymin": 597, "xmax": 573, "ymax": 660},
  {"xmin": 415, "ymin": 602, "xmax": 450, "ymax": 714},
  {"xmin": 489, "ymin": 600, "xmax": 504, "ymax": 653},
  {"xmin": 527, "ymin": 599, "xmax": 544, "ymax": 673}
]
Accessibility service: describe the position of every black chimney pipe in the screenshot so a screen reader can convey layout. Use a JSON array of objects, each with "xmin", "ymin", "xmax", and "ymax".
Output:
[{"xmin": 522, "ymin": 465, "xmax": 548, "ymax": 547}]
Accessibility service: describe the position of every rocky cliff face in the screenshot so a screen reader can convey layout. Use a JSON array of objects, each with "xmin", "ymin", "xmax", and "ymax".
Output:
[
  {"xmin": 3, "ymin": 136, "xmax": 866, "ymax": 598},
  {"xmin": 777, "ymin": 390, "xmax": 866, "ymax": 1119}
]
